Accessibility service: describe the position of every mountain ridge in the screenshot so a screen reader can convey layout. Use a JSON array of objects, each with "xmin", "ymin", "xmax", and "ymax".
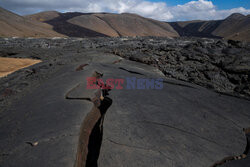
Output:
[
  {"xmin": 169, "ymin": 13, "xmax": 250, "ymax": 42},
  {"xmin": 0, "ymin": 7, "xmax": 65, "ymax": 38},
  {"xmin": 26, "ymin": 11, "xmax": 179, "ymax": 38},
  {"xmin": 0, "ymin": 6, "xmax": 249, "ymax": 41}
]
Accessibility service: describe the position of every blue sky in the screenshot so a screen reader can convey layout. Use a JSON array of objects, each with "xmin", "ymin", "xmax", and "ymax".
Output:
[
  {"xmin": 0, "ymin": 0, "xmax": 250, "ymax": 21},
  {"xmin": 150, "ymin": 0, "xmax": 250, "ymax": 9}
]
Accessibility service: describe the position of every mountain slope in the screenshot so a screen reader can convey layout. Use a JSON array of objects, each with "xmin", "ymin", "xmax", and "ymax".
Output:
[
  {"xmin": 169, "ymin": 20, "xmax": 223, "ymax": 38},
  {"xmin": 25, "ymin": 11, "xmax": 60, "ymax": 22},
  {"xmin": 66, "ymin": 14, "xmax": 120, "ymax": 37},
  {"xmin": 90, "ymin": 13, "xmax": 178, "ymax": 37},
  {"xmin": 212, "ymin": 13, "xmax": 250, "ymax": 41},
  {"xmin": 26, "ymin": 12, "xmax": 179, "ymax": 38},
  {"xmin": 169, "ymin": 13, "xmax": 250, "ymax": 42},
  {"xmin": 2, "ymin": 7, "xmax": 248, "ymax": 40},
  {"xmin": 0, "ymin": 7, "xmax": 64, "ymax": 38}
]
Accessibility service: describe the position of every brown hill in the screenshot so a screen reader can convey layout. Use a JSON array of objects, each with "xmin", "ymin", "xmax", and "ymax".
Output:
[
  {"xmin": 212, "ymin": 13, "xmax": 250, "ymax": 41},
  {"xmin": 89, "ymin": 13, "xmax": 178, "ymax": 37},
  {"xmin": 2, "ymin": 6, "xmax": 248, "ymax": 40},
  {"xmin": 67, "ymin": 14, "xmax": 120, "ymax": 37},
  {"xmin": 25, "ymin": 11, "xmax": 60, "ymax": 22},
  {"xmin": 169, "ymin": 13, "xmax": 250, "ymax": 42},
  {"xmin": 0, "ymin": 7, "xmax": 64, "ymax": 38},
  {"xmin": 26, "ymin": 12, "xmax": 179, "ymax": 38}
]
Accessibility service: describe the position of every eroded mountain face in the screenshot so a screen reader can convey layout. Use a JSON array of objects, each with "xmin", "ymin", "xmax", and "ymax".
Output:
[{"xmin": 169, "ymin": 13, "xmax": 250, "ymax": 42}]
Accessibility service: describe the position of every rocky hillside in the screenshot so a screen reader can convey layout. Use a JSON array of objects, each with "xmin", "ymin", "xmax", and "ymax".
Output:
[
  {"xmin": 26, "ymin": 11, "xmax": 179, "ymax": 38},
  {"xmin": 0, "ymin": 7, "xmax": 64, "ymax": 38},
  {"xmin": 169, "ymin": 13, "xmax": 250, "ymax": 42},
  {"xmin": 1, "ymin": 6, "xmax": 249, "ymax": 40}
]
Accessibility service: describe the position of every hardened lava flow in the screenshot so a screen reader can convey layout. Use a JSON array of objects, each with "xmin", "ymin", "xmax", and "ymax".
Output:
[
  {"xmin": 66, "ymin": 71, "xmax": 112, "ymax": 167},
  {"xmin": 211, "ymin": 128, "xmax": 250, "ymax": 167}
]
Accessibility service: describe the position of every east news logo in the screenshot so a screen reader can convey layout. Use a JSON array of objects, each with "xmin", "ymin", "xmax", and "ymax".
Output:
[{"xmin": 87, "ymin": 77, "xmax": 163, "ymax": 90}]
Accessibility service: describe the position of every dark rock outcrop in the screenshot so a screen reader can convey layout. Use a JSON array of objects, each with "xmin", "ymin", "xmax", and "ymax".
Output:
[{"xmin": 109, "ymin": 37, "xmax": 250, "ymax": 100}]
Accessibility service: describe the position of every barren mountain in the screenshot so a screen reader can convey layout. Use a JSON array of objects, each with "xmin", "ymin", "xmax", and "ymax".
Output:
[
  {"xmin": 26, "ymin": 12, "xmax": 179, "ymax": 38},
  {"xmin": 88, "ymin": 13, "xmax": 179, "ymax": 37},
  {"xmin": 67, "ymin": 14, "xmax": 120, "ymax": 37},
  {"xmin": 25, "ymin": 11, "xmax": 60, "ymax": 22},
  {"xmin": 1, "ymin": 6, "xmax": 249, "ymax": 41},
  {"xmin": 212, "ymin": 13, "xmax": 250, "ymax": 41},
  {"xmin": 0, "ymin": 7, "xmax": 64, "ymax": 38},
  {"xmin": 169, "ymin": 13, "xmax": 250, "ymax": 42}
]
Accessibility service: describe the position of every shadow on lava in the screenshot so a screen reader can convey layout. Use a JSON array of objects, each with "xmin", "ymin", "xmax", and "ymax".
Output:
[{"xmin": 86, "ymin": 97, "xmax": 113, "ymax": 167}]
